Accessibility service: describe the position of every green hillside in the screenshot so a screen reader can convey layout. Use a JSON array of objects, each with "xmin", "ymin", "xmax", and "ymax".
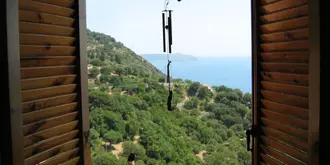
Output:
[
  {"xmin": 87, "ymin": 29, "xmax": 163, "ymax": 78},
  {"xmin": 87, "ymin": 29, "xmax": 252, "ymax": 165}
]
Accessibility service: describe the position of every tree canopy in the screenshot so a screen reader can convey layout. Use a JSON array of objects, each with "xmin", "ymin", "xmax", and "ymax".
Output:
[{"xmin": 87, "ymin": 29, "xmax": 252, "ymax": 165}]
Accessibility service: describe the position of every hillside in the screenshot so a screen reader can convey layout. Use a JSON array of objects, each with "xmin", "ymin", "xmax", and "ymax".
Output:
[
  {"xmin": 87, "ymin": 29, "xmax": 163, "ymax": 78},
  {"xmin": 87, "ymin": 29, "xmax": 252, "ymax": 165}
]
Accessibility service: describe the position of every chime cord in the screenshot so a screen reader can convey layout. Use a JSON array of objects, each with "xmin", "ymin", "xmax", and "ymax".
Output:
[{"xmin": 164, "ymin": 0, "xmax": 171, "ymax": 10}]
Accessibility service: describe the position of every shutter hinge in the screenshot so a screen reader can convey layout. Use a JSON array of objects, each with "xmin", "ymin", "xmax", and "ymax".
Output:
[
  {"xmin": 83, "ymin": 130, "xmax": 91, "ymax": 145},
  {"xmin": 246, "ymin": 125, "xmax": 257, "ymax": 152}
]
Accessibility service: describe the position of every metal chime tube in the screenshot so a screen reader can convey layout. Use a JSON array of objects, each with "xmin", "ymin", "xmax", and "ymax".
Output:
[
  {"xmin": 168, "ymin": 10, "xmax": 172, "ymax": 53},
  {"xmin": 169, "ymin": 10, "xmax": 173, "ymax": 46},
  {"xmin": 162, "ymin": 12, "xmax": 166, "ymax": 53}
]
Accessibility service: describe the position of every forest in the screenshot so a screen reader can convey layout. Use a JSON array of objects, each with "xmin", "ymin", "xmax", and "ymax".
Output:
[{"xmin": 87, "ymin": 29, "xmax": 252, "ymax": 165}]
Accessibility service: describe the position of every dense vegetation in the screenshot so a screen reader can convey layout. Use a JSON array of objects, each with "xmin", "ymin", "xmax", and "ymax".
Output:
[{"xmin": 87, "ymin": 29, "xmax": 252, "ymax": 165}]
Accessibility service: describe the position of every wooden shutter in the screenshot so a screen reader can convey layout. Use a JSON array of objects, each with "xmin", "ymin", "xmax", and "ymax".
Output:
[
  {"xmin": 2, "ymin": 0, "xmax": 90, "ymax": 164},
  {"xmin": 252, "ymin": 0, "xmax": 320, "ymax": 165}
]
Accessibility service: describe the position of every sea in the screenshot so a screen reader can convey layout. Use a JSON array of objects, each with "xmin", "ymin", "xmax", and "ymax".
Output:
[{"xmin": 142, "ymin": 55, "xmax": 252, "ymax": 93}]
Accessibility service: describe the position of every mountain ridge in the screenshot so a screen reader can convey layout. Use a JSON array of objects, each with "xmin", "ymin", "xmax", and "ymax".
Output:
[{"xmin": 87, "ymin": 29, "xmax": 164, "ymax": 78}]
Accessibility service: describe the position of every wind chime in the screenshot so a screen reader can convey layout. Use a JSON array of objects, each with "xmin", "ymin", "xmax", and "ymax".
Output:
[{"xmin": 162, "ymin": 0, "xmax": 181, "ymax": 111}]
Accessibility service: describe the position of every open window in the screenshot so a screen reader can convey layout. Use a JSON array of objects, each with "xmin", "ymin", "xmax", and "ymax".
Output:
[{"xmin": 1, "ymin": 0, "xmax": 321, "ymax": 165}]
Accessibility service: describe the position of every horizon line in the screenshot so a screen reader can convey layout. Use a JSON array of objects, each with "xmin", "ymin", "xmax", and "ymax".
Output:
[{"xmin": 140, "ymin": 53, "xmax": 251, "ymax": 57}]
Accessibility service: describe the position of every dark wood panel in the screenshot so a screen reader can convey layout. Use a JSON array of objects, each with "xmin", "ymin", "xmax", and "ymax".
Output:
[
  {"xmin": 24, "ymin": 130, "xmax": 78, "ymax": 158},
  {"xmin": 261, "ymin": 72, "xmax": 309, "ymax": 86},
  {"xmin": 24, "ymin": 139, "xmax": 78, "ymax": 165},
  {"xmin": 261, "ymin": 81, "xmax": 308, "ymax": 97},
  {"xmin": 20, "ymin": 22, "xmax": 75, "ymax": 36},
  {"xmin": 261, "ymin": 4, "xmax": 308, "ymax": 23},
  {"xmin": 24, "ymin": 121, "xmax": 78, "ymax": 147},
  {"xmin": 19, "ymin": 10, "xmax": 75, "ymax": 27},
  {"xmin": 261, "ymin": 63, "xmax": 309, "ymax": 74},
  {"xmin": 261, "ymin": 99, "xmax": 309, "ymax": 119},
  {"xmin": 20, "ymin": 34, "xmax": 75, "ymax": 46},
  {"xmin": 22, "ymin": 93, "xmax": 77, "ymax": 113},
  {"xmin": 59, "ymin": 157, "xmax": 79, "ymax": 165},
  {"xmin": 22, "ymin": 84, "xmax": 76, "ymax": 102},
  {"xmin": 23, "ymin": 112, "xmax": 78, "ymax": 136},
  {"xmin": 21, "ymin": 66, "xmax": 75, "ymax": 79},
  {"xmin": 261, "ymin": 52, "xmax": 309, "ymax": 63},
  {"xmin": 262, "ymin": 127, "xmax": 308, "ymax": 152},
  {"xmin": 23, "ymin": 102, "xmax": 77, "ymax": 124},
  {"xmin": 21, "ymin": 56, "xmax": 76, "ymax": 67},
  {"xmin": 20, "ymin": 45, "xmax": 75, "ymax": 57},
  {"xmin": 252, "ymin": 0, "xmax": 262, "ymax": 164},
  {"xmin": 21, "ymin": 75, "xmax": 77, "ymax": 90},
  {"xmin": 261, "ymin": 0, "xmax": 308, "ymax": 14},
  {"xmin": 309, "ymin": 0, "xmax": 320, "ymax": 164},
  {"xmin": 261, "ymin": 28, "xmax": 309, "ymax": 43},
  {"xmin": 261, "ymin": 90, "xmax": 309, "ymax": 109},
  {"xmin": 261, "ymin": 136, "xmax": 308, "ymax": 163},
  {"xmin": 262, "ymin": 118, "xmax": 308, "ymax": 142},
  {"xmin": 262, "ymin": 109, "xmax": 308, "ymax": 130},
  {"xmin": 77, "ymin": 0, "xmax": 92, "ymax": 163},
  {"xmin": 261, "ymin": 17, "xmax": 308, "ymax": 33},
  {"xmin": 261, "ymin": 153, "xmax": 283, "ymax": 165},
  {"xmin": 261, "ymin": 40, "xmax": 308, "ymax": 52},
  {"xmin": 38, "ymin": 148, "xmax": 79, "ymax": 165},
  {"xmin": 31, "ymin": 0, "xmax": 74, "ymax": 8},
  {"xmin": 261, "ymin": 0, "xmax": 280, "ymax": 5},
  {"xmin": 19, "ymin": 0, "xmax": 74, "ymax": 17},
  {"xmin": 261, "ymin": 145, "xmax": 305, "ymax": 165}
]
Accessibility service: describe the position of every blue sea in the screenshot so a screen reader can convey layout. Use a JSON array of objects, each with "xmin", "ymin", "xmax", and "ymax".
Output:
[{"xmin": 143, "ymin": 55, "xmax": 252, "ymax": 93}]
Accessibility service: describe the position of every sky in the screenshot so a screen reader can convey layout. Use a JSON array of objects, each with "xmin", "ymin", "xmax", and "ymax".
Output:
[{"xmin": 86, "ymin": 0, "xmax": 251, "ymax": 57}]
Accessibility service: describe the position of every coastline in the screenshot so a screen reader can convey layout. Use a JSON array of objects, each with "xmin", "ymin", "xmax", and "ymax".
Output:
[{"xmin": 144, "ymin": 57, "xmax": 252, "ymax": 93}]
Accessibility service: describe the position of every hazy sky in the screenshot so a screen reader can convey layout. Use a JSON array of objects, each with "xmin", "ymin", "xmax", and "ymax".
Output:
[{"xmin": 86, "ymin": 0, "xmax": 251, "ymax": 57}]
